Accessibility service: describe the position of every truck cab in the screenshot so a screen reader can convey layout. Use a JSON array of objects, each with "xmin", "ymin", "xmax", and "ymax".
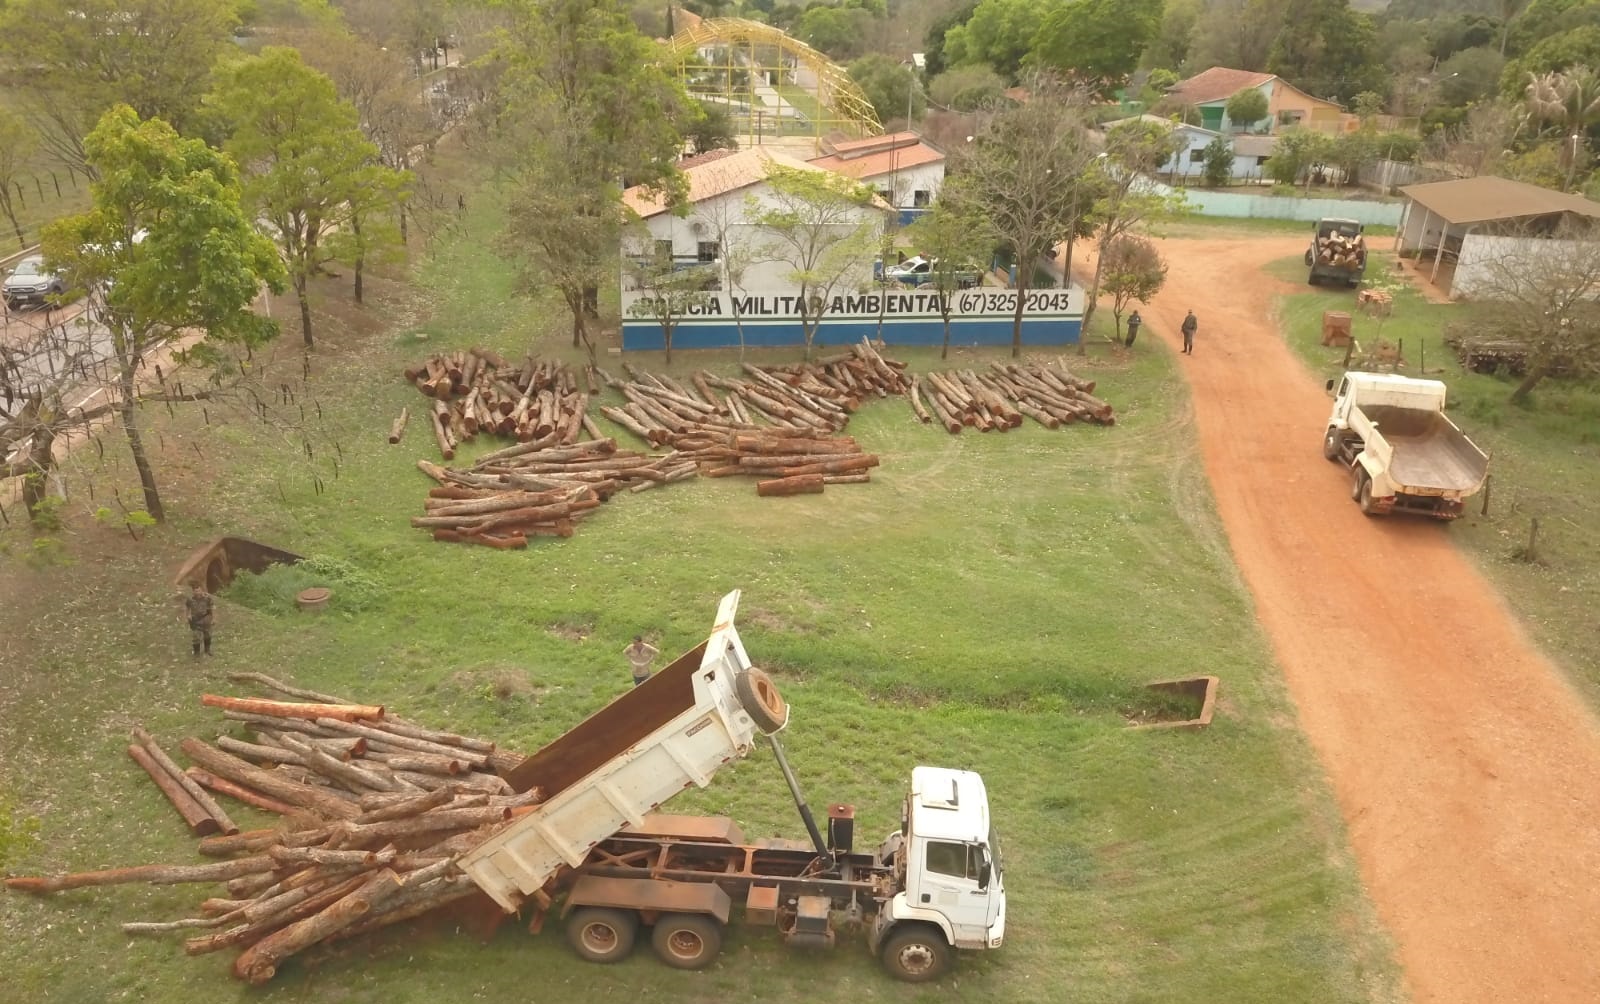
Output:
[{"xmin": 873, "ymin": 766, "xmax": 1006, "ymax": 979}]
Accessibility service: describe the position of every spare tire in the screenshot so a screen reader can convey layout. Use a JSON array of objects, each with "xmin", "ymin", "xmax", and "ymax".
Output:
[{"xmin": 735, "ymin": 668, "xmax": 788, "ymax": 733}]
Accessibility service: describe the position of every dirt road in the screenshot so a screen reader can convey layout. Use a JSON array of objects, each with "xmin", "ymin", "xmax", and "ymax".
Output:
[{"xmin": 1141, "ymin": 236, "xmax": 1600, "ymax": 1003}]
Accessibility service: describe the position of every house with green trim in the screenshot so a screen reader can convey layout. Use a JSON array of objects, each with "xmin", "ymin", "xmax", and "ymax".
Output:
[{"xmin": 1167, "ymin": 67, "xmax": 1350, "ymax": 135}]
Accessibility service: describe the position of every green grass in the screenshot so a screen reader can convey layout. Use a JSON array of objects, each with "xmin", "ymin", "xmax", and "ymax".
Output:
[
  {"xmin": 0, "ymin": 192, "xmax": 1400, "ymax": 1003},
  {"xmin": 1270, "ymin": 251, "xmax": 1600, "ymax": 701}
]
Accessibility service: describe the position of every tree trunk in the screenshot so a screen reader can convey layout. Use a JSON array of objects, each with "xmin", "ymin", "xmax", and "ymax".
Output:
[
  {"xmin": 1010, "ymin": 258, "xmax": 1031, "ymax": 359},
  {"xmin": 664, "ymin": 319, "xmax": 674, "ymax": 366},
  {"xmin": 1509, "ymin": 361, "xmax": 1549, "ymax": 404},
  {"xmin": 294, "ymin": 272, "xmax": 314, "ymax": 348},
  {"xmin": 198, "ymin": 695, "xmax": 385, "ymax": 722},
  {"xmin": 399, "ymin": 204, "xmax": 408, "ymax": 245},
  {"xmin": 19, "ymin": 408, "xmax": 57, "ymax": 521},
  {"xmin": 1063, "ymin": 233, "xmax": 1076, "ymax": 288},
  {"xmin": 115, "ymin": 349, "xmax": 165, "ymax": 522},
  {"xmin": 940, "ymin": 313, "xmax": 952, "ymax": 360},
  {"xmin": 0, "ymin": 195, "xmax": 24, "ymax": 249},
  {"xmin": 352, "ymin": 213, "xmax": 365, "ymax": 305}
]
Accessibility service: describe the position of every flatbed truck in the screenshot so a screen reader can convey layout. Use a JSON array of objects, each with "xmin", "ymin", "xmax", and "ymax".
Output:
[{"xmin": 458, "ymin": 590, "xmax": 1006, "ymax": 982}]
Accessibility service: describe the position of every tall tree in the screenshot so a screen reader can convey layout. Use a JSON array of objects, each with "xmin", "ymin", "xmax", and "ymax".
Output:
[
  {"xmin": 41, "ymin": 106, "xmax": 286, "ymax": 523},
  {"xmin": 492, "ymin": 0, "xmax": 692, "ymax": 349},
  {"xmin": 0, "ymin": 0, "xmax": 240, "ymax": 173},
  {"xmin": 1267, "ymin": 0, "xmax": 1385, "ymax": 105},
  {"xmin": 746, "ymin": 166, "xmax": 883, "ymax": 361},
  {"xmin": 623, "ymin": 238, "xmax": 715, "ymax": 365},
  {"xmin": 1099, "ymin": 234, "xmax": 1168, "ymax": 343},
  {"xmin": 1187, "ymin": 0, "xmax": 1284, "ymax": 73},
  {"xmin": 941, "ymin": 0, "xmax": 1061, "ymax": 80},
  {"xmin": 905, "ymin": 203, "xmax": 996, "ymax": 359},
  {"xmin": 208, "ymin": 47, "xmax": 404, "ymax": 347},
  {"xmin": 1032, "ymin": 0, "xmax": 1162, "ymax": 97},
  {"xmin": 944, "ymin": 76, "xmax": 1099, "ymax": 357},
  {"xmin": 849, "ymin": 54, "xmax": 926, "ymax": 126}
]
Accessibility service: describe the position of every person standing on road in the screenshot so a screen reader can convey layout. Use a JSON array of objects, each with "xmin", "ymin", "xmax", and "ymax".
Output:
[
  {"xmin": 1181, "ymin": 310, "xmax": 1198, "ymax": 355},
  {"xmin": 624, "ymin": 635, "xmax": 659, "ymax": 687},
  {"xmin": 1125, "ymin": 310, "xmax": 1142, "ymax": 348},
  {"xmin": 183, "ymin": 582, "xmax": 215, "ymax": 656}
]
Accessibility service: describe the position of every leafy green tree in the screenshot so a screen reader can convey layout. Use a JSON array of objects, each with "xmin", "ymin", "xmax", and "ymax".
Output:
[
  {"xmin": 1525, "ymin": 66, "xmax": 1600, "ymax": 138},
  {"xmin": 1201, "ymin": 135, "xmax": 1236, "ymax": 186},
  {"xmin": 1265, "ymin": 128, "xmax": 1335, "ymax": 188},
  {"xmin": 1098, "ymin": 234, "xmax": 1167, "ymax": 343},
  {"xmin": 1267, "ymin": 0, "xmax": 1385, "ymax": 104},
  {"xmin": 924, "ymin": 1, "xmax": 980, "ymax": 78},
  {"xmin": 1507, "ymin": 0, "xmax": 1600, "ymax": 56},
  {"xmin": 942, "ymin": 0, "xmax": 1061, "ymax": 80},
  {"xmin": 1436, "ymin": 46, "xmax": 1509, "ymax": 107},
  {"xmin": 746, "ymin": 166, "xmax": 883, "ymax": 361},
  {"xmin": 849, "ymin": 55, "xmax": 925, "ymax": 125},
  {"xmin": 793, "ymin": 5, "xmax": 874, "ymax": 61},
  {"xmin": 687, "ymin": 101, "xmax": 739, "ymax": 155},
  {"xmin": 944, "ymin": 76, "xmax": 1100, "ymax": 356},
  {"xmin": 1081, "ymin": 118, "xmax": 1186, "ymax": 341},
  {"xmin": 905, "ymin": 203, "xmax": 998, "ymax": 359},
  {"xmin": 623, "ymin": 238, "xmax": 715, "ymax": 365},
  {"xmin": 930, "ymin": 65, "xmax": 1008, "ymax": 110},
  {"xmin": 0, "ymin": 0, "xmax": 241, "ymax": 173},
  {"xmin": 1502, "ymin": 25, "xmax": 1600, "ymax": 89},
  {"xmin": 1225, "ymin": 88, "xmax": 1270, "ymax": 130},
  {"xmin": 42, "ymin": 106, "xmax": 286, "ymax": 523},
  {"xmin": 492, "ymin": 0, "xmax": 692, "ymax": 349},
  {"xmin": 1141, "ymin": 0, "xmax": 1200, "ymax": 72},
  {"xmin": 1329, "ymin": 129, "xmax": 1381, "ymax": 186},
  {"xmin": 209, "ymin": 47, "xmax": 404, "ymax": 347},
  {"xmin": 0, "ymin": 111, "xmax": 36, "ymax": 249},
  {"xmin": 1187, "ymin": 0, "xmax": 1283, "ymax": 73},
  {"xmin": 1032, "ymin": 0, "xmax": 1162, "ymax": 97}
]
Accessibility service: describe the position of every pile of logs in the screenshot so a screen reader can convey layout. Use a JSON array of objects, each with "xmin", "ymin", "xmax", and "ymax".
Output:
[
  {"xmin": 1314, "ymin": 231, "xmax": 1367, "ymax": 267},
  {"xmin": 412, "ymin": 437, "xmax": 698, "ymax": 546},
  {"xmin": 4, "ymin": 673, "xmax": 531, "ymax": 985},
  {"xmin": 400, "ymin": 350, "xmax": 597, "ymax": 460},
  {"xmin": 915, "ymin": 362, "xmax": 1116, "ymax": 432},
  {"xmin": 670, "ymin": 428, "xmax": 879, "ymax": 496}
]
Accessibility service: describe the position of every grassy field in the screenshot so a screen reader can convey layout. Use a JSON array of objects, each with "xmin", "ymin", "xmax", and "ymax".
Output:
[
  {"xmin": 1267, "ymin": 252, "xmax": 1600, "ymax": 701},
  {"xmin": 0, "ymin": 204, "xmax": 1402, "ymax": 1002}
]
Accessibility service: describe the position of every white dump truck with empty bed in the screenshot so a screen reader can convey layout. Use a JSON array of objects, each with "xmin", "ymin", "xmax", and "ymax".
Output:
[
  {"xmin": 1322, "ymin": 372, "xmax": 1489, "ymax": 519},
  {"xmin": 458, "ymin": 590, "xmax": 1006, "ymax": 982}
]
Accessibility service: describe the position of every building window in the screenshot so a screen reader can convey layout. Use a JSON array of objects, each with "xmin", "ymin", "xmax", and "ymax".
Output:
[
  {"xmin": 1257, "ymin": 155, "xmax": 1271, "ymax": 167},
  {"xmin": 1278, "ymin": 110, "xmax": 1303, "ymax": 127},
  {"xmin": 912, "ymin": 189, "xmax": 931, "ymax": 207},
  {"xmin": 654, "ymin": 239, "xmax": 673, "ymax": 260},
  {"xmin": 697, "ymin": 241, "xmax": 719, "ymax": 263},
  {"xmin": 1190, "ymin": 148, "xmax": 1205, "ymax": 162}
]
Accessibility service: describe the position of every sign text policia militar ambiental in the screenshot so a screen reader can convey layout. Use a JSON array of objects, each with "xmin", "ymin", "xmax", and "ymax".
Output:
[{"xmin": 629, "ymin": 288, "xmax": 1076, "ymax": 318}]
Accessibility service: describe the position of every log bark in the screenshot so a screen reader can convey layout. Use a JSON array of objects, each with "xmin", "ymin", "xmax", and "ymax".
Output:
[
  {"xmin": 132, "ymin": 728, "xmax": 240, "ymax": 835},
  {"xmin": 217, "ymin": 735, "xmax": 305, "ymax": 765},
  {"xmin": 388, "ymin": 408, "xmax": 409, "ymax": 445},
  {"xmin": 200, "ymin": 695, "xmax": 384, "ymax": 723},
  {"xmin": 267, "ymin": 845, "xmax": 398, "ymax": 870},
  {"xmin": 756, "ymin": 474, "xmax": 826, "ymax": 497},
  {"xmin": 353, "ymin": 786, "xmax": 459, "ymax": 823},
  {"xmin": 313, "ymin": 719, "xmax": 490, "ymax": 766},
  {"xmin": 276, "ymin": 734, "xmax": 406, "ymax": 793},
  {"xmin": 185, "ymin": 768, "xmax": 299, "ymax": 816},
  {"xmin": 179, "ymin": 739, "xmax": 363, "ymax": 820},
  {"xmin": 5, "ymin": 855, "xmax": 275, "ymax": 894},
  {"xmin": 185, "ymin": 873, "xmax": 367, "ymax": 957},
  {"xmin": 223, "ymin": 673, "xmax": 354, "ymax": 705},
  {"xmin": 371, "ymin": 719, "xmax": 494, "ymax": 754},
  {"xmin": 332, "ymin": 806, "xmax": 513, "ymax": 847},
  {"xmin": 127, "ymin": 743, "xmax": 219, "ymax": 837}
]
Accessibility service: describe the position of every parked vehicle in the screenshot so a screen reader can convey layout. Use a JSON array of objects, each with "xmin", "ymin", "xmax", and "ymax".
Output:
[
  {"xmin": 1322, "ymin": 372, "xmax": 1489, "ymax": 519},
  {"xmin": 1306, "ymin": 218, "xmax": 1367, "ymax": 287},
  {"xmin": 458, "ymin": 590, "xmax": 1006, "ymax": 982},
  {"xmin": 2, "ymin": 255, "xmax": 66, "ymax": 310},
  {"xmin": 878, "ymin": 255, "xmax": 983, "ymax": 289}
]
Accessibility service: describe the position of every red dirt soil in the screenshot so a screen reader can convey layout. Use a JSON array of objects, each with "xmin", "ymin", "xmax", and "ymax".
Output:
[{"xmin": 1140, "ymin": 236, "xmax": 1600, "ymax": 1004}]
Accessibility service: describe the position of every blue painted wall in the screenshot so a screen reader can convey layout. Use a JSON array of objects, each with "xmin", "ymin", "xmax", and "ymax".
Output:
[{"xmin": 622, "ymin": 314, "xmax": 1082, "ymax": 351}]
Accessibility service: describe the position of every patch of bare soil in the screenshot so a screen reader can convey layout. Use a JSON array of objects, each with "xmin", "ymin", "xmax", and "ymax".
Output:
[{"xmin": 1142, "ymin": 234, "xmax": 1600, "ymax": 1003}]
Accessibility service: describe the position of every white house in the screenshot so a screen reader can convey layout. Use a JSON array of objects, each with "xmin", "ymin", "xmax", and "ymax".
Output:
[
  {"xmin": 1103, "ymin": 115, "xmax": 1276, "ymax": 182},
  {"xmin": 808, "ymin": 132, "xmax": 946, "ymax": 224}
]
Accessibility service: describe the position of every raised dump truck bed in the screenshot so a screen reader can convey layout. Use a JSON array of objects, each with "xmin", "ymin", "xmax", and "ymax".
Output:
[{"xmin": 1352, "ymin": 404, "xmax": 1489, "ymax": 494}]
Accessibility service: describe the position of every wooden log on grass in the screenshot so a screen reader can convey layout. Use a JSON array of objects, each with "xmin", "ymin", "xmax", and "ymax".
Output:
[
  {"xmin": 275, "ymin": 734, "xmax": 406, "ymax": 793},
  {"xmin": 5, "ymin": 855, "xmax": 275, "ymax": 894},
  {"xmin": 388, "ymin": 408, "xmax": 409, "ymax": 445},
  {"xmin": 127, "ymin": 744, "xmax": 220, "ymax": 837},
  {"xmin": 185, "ymin": 768, "xmax": 299, "ymax": 816},
  {"xmin": 180, "ymin": 739, "xmax": 363, "ymax": 820},
  {"xmin": 201, "ymin": 695, "xmax": 384, "ymax": 723},
  {"xmin": 133, "ymin": 728, "xmax": 239, "ymax": 835},
  {"xmin": 353, "ymin": 786, "xmax": 459, "ymax": 823},
  {"xmin": 313, "ymin": 718, "xmax": 491, "ymax": 767},
  {"xmin": 756, "ymin": 474, "xmax": 826, "ymax": 497},
  {"xmin": 185, "ymin": 872, "xmax": 368, "ymax": 957},
  {"xmin": 223, "ymin": 673, "xmax": 353, "ymax": 706}
]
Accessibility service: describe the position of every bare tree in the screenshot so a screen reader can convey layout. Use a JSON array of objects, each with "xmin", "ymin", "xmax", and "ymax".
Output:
[
  {"xmin": 622, "ymin": 235, "xmax": 715, "ymax": 365},
  {"xmin": 689, "ymin": 166, "xmax": 759, "ymax": 359},
  {"xmin": 1425, "ymin": 101, "xmax": 1525, "ymax": 179},
  {"xmin": 1465, "ymin": 222, "xmax": 1600, "ymax": 403}
]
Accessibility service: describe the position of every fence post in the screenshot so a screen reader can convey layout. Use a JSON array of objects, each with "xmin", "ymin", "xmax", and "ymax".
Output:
[
  {"xmin": 34, "ymin": 175, "xmax": 43, "ymax": 202},
  {"xmin": 13, "ymin": 182, "xmax": 23, "ymax": 211},
  {"xmin": 51, "ymin": 172, "xmax": 61, "ymax": 198}
]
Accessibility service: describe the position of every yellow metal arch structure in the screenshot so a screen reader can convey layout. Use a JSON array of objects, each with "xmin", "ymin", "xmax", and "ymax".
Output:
[{"xmin": 665, "ymin": 18, "xmax": 882, "ymax": 146}]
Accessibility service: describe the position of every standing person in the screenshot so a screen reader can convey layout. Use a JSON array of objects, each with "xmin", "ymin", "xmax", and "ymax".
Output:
[
  {"xmin": 624, "ymin": 635, "xmax": 659, "ymax": 687},
  {"xmin": 183, "ymin": 582, "xmax": 215, "ymax": 656},
  {"xmin": 1180, "ymin": 310, "xmax": 1198, "ymax": 355},
  {"xmin": 1125, "ymin": 309, "xmax": 1142, "ymax": 348}
]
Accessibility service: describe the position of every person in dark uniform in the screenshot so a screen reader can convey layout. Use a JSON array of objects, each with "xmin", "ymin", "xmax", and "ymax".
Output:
[
  {"xmin": 1125, "ymin": 309, "xmax": 1142, "ymax": 348},
  {"xmin": 1180, "ymin": 310, "xmax": 1198, "ymax": 354},
  {"xmin": 184, "ymin": 583, "xmax": 215, "ymax": 656}
]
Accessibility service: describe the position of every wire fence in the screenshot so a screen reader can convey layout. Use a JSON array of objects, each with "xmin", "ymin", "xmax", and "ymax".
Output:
[{"xmin": 0, "ymin": 166, "xmax": 94, "ymax": 252}]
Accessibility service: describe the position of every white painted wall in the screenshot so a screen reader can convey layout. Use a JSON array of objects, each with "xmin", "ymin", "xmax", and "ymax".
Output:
[
  {"xmin": 857, "ymin": 161, "xmax": 945, "ymax": 210},
  {"xmin": 1452, "ymin": 233, "xmax": 1595, "ymax": 299},
  {"xmin": 1157, "ymin": 128, "xmax": 1268, "ymax": 181},
  {"xmin": 626, "ymin": 181, "xmax": 885, "ymax": 293}
]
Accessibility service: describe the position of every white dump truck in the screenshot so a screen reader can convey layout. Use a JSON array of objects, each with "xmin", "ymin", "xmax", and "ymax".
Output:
[
  {"xmin": 1322, "ymin": 372, "xmax": 1489, "ymax": 519},
  {"xmin": 458, "ymin": 590, "xmax": 1006, "ymax": 982}
]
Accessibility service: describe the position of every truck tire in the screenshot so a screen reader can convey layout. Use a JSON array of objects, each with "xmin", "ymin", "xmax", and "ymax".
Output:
[
  {"xmin": 1307, "ymin": 271, "xmax": 1319, "ymax": 286},
  {"xmin": 1350, "ymin": 465, "xmax": 1366, "ymax": 502},
  {"xmin": 1322, "ymin": 427, "xmax": 1342, "ymax": 461},
  {"xmin": 734, "ymin": 668, "xmax": 788, "ymax": 733},
  {"xmin": 1358, "ymin": 475, "xmax": 1378, "ymax": 516},
  {"xmin": 566, "ymin": 907, "xmax": 638, "ymax": 964},
  {"xmin": 650, "ymin": 913, "xmax": 723, "ymax": 970},
  {"xmin": 880, "ymin": 923, "xmax": 953, "ymax": 983}
]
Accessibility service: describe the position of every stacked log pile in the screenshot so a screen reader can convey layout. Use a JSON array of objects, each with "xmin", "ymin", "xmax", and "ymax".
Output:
[
  {"xmin": 915, "ymin": 362, "xmax": 1116, "ymax": 433},
  {"xmin": 4, "ymin": 673, "xmax": 532, "ymax": 985},
  {"xmin": 401, "ymin": 349, "xmax": 595, "ymax": 460},
  {"xmin": 671, "ymin": 429, "xmax": 879, "ymax": 496},
  {"xmin": 1314, "ymin": 231, "xmax": 1367, "ymax": 268}
]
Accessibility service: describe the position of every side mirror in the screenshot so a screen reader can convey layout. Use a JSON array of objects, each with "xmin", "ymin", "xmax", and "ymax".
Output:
[
  {"xmin": 1325, "ymin": 378, "xmax": 1335, "ymax": 393},
  {"xmin": 976, "ymin": 847, "xmax": 992, "ymax": 890}
]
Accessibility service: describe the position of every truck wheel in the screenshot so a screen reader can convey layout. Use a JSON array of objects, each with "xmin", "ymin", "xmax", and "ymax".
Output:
[
  {"xmin": 1322, "ymin": 427, "xmax": 1342, "ymax": 461},
  {"xmin": 1350, "ymin": 466, "xmax": 1366, "ymax": 502},
  {"xmin": 734, "ymin": 667, "xmax": 788, "ymax": 733},
  {"xmin": 880, "ymin": 924, "xmax": 952, "ymax": 983},
  {"xmin": 1307, "ymin": 272, "xmax": 1319, "ymax": 286},
  {"xmin": 1358, "ymin": 476, "xmax": 1379, "ymax": 516},
  {"xmin": 566, "ymin": 907, "xmax": 638, "ymax": 964},
  {"xmin": 651, "ymin": 913, "xmax": 723, "ymax": 970}
]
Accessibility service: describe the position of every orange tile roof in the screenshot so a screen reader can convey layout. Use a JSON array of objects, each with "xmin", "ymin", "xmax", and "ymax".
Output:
[
  {"xmin": 809, "ymin": 140, "xmax": 945, "ymax": 181},
  {"xmin": 622, "ymin": 147, "xmax": 833, "ymax": 219},
  {"xmin": 826, "ymin": 131, "xmax": 922, "ymax": 155},
  {"xmin": 1168, "ymin": 67, "xmax": 1275, "ymax": 106}
]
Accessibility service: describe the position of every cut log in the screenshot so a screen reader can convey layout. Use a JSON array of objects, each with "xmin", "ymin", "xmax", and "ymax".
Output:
[
  {"xmin": 200, "ymin": 696, "xmax": 384, "ymax": 723},
  {"xmin": 388, "ymin": 408, "xmax": 409, "ymax": 445},
  {"xmin": 223, "ymin": 673, "xmax": 354, "ymax": 706},
  {"xmin": 313, "ymin": 719, "xmax": 490, "ymax": 766},
  {"xmin": 131, "ymin": 728, "xmax": 239, "ymax": 836},
  {"xmin": 179, "ymin": 739, "xmax": 363, "ymax": 820},
  {"xmin": 5, "ymin": 855, "xmax": 275, "ymax": 894},
  {"xmin": 127, "ymin": 744, "xmax": 219, "ymax": 837},
  {"xmin": 756, "ymin": 474, "xmax": 826, "ymax": 497},
  {"xmin": 275, "ymin": 734, "xmax": 406, "ymax": 793},
  {"xmin": 184, "ymin": 873, "xmax": 367, "ymax": 956},
  {"xmin": 353, "ymin": 786, "xmax": 459, "ymax": 823},
  {"xmin": 185, "ymin": 768, "xmax": 298, "ymax": 816}
]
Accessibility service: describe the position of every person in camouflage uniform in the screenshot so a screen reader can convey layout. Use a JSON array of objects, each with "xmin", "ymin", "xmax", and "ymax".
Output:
[{"xmin": 184, "ymin": 583, "xmax": 214, "ymax": 656}]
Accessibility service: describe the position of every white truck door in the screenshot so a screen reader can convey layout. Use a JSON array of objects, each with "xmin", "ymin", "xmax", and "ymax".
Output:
[{"xmin": 910, "ymin": 838, "xmax": 996, "ymax": 947}]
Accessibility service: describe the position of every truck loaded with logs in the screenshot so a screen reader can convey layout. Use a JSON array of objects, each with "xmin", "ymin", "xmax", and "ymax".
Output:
[
  {"xmin": 1322, "ymin": 372, "xmax": 1489, "ymax": 519},
  {"xmin": 460, "ymin": 589, "xmax": 1007, "ymax": 982},
  {"xmin": 1305, "ymin": 217, "xmax": 1368, "ymax": 287}
]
